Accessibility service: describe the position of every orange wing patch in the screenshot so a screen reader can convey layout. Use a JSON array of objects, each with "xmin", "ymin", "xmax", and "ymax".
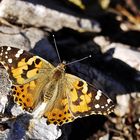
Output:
[
  {"xmin": 10, "ymin": 57, "xmax": 42, "ymax": 84},
  {"xmin": 12, "ymin": 84, "xmax": 34, "ymax": 110},
  {"xmin": 44, "ymin": 98, "xmax": 74, "ymax": 125}
]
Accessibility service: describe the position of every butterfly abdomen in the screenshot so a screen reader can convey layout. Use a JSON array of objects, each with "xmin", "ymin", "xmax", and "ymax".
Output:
[{"xmin": 43, "ymin": 69, "xmax": 63, "ymax": 101}]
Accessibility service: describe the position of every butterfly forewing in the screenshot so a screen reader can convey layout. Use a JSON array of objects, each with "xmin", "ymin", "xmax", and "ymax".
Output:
[
  {"xmin": 0, "ymin": 46, "xmax": 54, "ymax": 85},
  {"xmin": 65, "ymin": 74, "xmax": 114, "ymax": 117}
]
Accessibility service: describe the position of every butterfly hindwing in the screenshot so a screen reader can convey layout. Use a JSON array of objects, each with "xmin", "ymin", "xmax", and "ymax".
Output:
[
  {"xmin": 44, "ymin": 79, "xmax": 74, "ymax": 125},
  {"xmin": 12, "ymin": 78, "xmax": 48, "ymax": 111}
]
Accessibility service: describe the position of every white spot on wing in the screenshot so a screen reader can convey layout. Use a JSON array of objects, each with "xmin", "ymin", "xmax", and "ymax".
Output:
[
  {"xmin": 107, "ymin": 99, "xmax": 112, "ymax": 104},
  {"xmin": 107, "ymin": 108, "xmax": 111, "ymax": 112},
  {"xmin": 8, "ymin": 58, "xmax": 12, "ymax": 63},
  {"xmin": 95, "ymin": 95, "xmax": 100, "ymax": 100},
  {"xmin": 105, "ymin": 104, "xmax": 108, "ymax": 107},
  {"xmin": 95, "ymin": 90, "xmax": 102, "ymax": 100},
  {"xmin": 7, "ymin": 47, "xmax": 11, "ymax": 51},
  {"xmin": 101, "ymin": 106, "xmax": 104, "ymax": 109},
  {"xmin": 15, "ymin": 49, "xmax": 23, "ymax": 58},
  {"xmin": 5, "ymin": 51, "xmax": 8, "ymax": 54},
  {"xmin": 97, "ymin": 90, "xmax": 102, "ymax": 96},
  {"xmin": 15, "ymin": 53, "xmax": 20, "ymax": 58},
  {"xmin": 95, "ymin": 104, "xmax": 100, "ymax": 108}
]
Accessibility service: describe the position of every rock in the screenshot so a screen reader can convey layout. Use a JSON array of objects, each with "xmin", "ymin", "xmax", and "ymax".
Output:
[
  {"xmin": 0, "ymin": 0, "xmax": 101, "ymax": 32},
  {"xmin": 94, "ymin": 36, "xmax": 140, "ymax": 71},
  {"xmin": 0, "ymin": 26, "xmax": 48, "ymax": 50},
  {"xmin": 115, "ymin": 94, "xmax": 130, "ymax": 117},
  {"xmin": 28, "ymin": 118, "xmax": 61, "ymax": 140},
  {"xmin": 0, "ymin": 67, "xmax": 11, "ymax": 114},
  {"xmin": 99, "ymin": 133, "xmax": 109, "ymax": 140}
]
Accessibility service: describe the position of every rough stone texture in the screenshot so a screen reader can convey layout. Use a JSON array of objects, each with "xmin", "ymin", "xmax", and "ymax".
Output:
[
  {"xmin": 115, "ymin": 94, "xmax": 130, "ymax": 117},
  {"xmin": 0, "ymin": 0, "xmax": 101, "ymax": 32},
  {"xmin": 24, "ymin": 27, "xmax": 48, "ymax": 49},
  {"xmin": 0, "ymin": 67, "xmax": 11, "ymax": 96},
  {"xmin": 28, "ymin": 118, "xmax": 61, "ymax": 140},
  {"xmin": 94, "ymin": 36, "xmax": 140, "ymax": 71},
  {"xmin": 0, "ymin": 26, "xmax": 47, "ymax": 50},
  {"xmin": 0, "ymin": 67, "xmax": 11, "ymax": 114}
]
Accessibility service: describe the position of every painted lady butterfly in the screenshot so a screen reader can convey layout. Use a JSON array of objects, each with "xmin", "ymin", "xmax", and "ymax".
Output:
[{"xmin": 0, "ymin": 46, "xmax": 114, "ymax": 125}]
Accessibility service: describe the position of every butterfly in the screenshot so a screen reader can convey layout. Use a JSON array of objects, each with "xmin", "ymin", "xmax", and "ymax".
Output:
[{"xmin": 0, "ymin": 46, "xmax": 114, "ymax": 125}]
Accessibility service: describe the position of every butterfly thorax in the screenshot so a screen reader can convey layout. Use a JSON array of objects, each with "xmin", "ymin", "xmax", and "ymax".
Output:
[{"xmin": 52, "ymin": 63, "xmax": 65, "ymax": 80}]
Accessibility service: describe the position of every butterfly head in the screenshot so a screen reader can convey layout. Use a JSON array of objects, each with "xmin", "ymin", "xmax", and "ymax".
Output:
[{"xmin": 57, "ymin": 61, "xmax": 66, "ymax": 71}]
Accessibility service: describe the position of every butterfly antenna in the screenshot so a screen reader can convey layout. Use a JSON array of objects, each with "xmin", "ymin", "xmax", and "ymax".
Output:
[
  {"xmin": 66, "ymin": 55, "xmax": 92, "ymax": 65},
  {"xmin": 52, "ymin": 34, "xmax": 61, "ymax": 63}
]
